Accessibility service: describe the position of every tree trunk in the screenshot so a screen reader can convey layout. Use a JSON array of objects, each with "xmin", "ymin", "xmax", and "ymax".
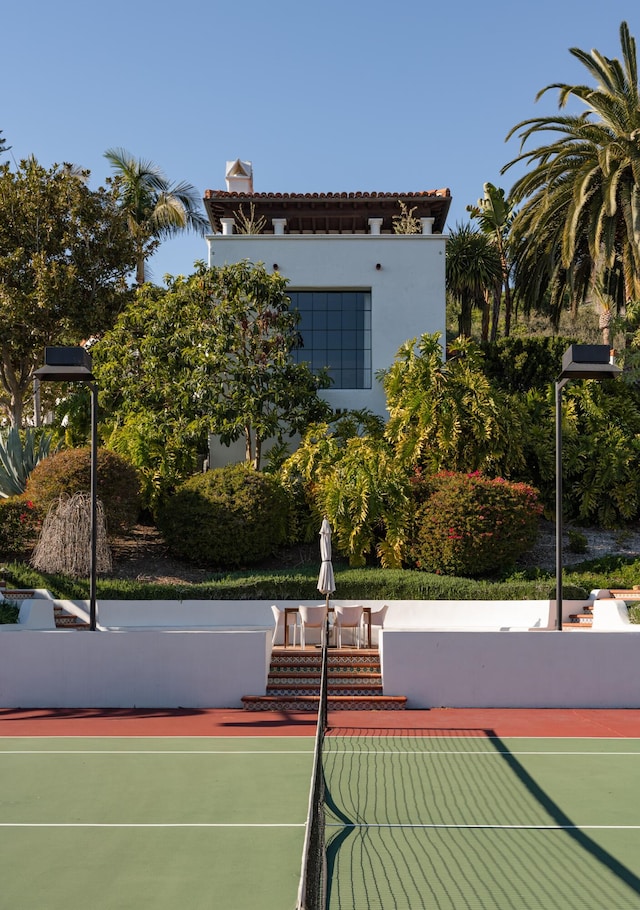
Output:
[
  {"xmin": 0, "ymin": 348, "xmax": 28, "ymax": 427},
  {"xmin": 480, "ymin": 292, "xmax": 490, "ymax": 342}
]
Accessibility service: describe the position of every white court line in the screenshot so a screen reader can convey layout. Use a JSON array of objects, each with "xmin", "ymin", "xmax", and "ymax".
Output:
[
  {"xmin": 324, "ymin": 822, "xmax": 640, "ymax": 831},
  {"xmin": 0, "ymin": 750, "xmax": 313, "ymax": 755},
  {"xmin": 325, "ymin": 749, "xmax": 640, "ymax": 756},
  {"xmin": 0, "ymin": 822, "xmax": 305, "ymax": 828}
]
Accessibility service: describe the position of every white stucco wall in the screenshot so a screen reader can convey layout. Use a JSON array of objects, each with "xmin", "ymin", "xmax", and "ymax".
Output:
[
  {"xmin": 207, "ymin": 234, "xmax": 446, "ymax": 417},
  {"xmin": 0, "ymin": 630, "xmax": 269, "ymax": 708},
  {"xmin": 380, "ymin": 630, "xmax": 640, "ymax": 709}
]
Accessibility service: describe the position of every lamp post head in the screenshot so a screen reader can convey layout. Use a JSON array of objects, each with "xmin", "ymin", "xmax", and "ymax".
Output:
[
  {"xmin": 34, "ymin": 346, "xmax": 95, "ymax": 382},
  {"xmin": 558, "ymin": 344, "xmax": 621, "ymax": 382}
]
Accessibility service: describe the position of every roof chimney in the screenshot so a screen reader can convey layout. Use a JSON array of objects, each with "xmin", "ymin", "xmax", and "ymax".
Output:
[{"xmin": 225, "ymin": 159, "xmax": 253, "ymax": 194}]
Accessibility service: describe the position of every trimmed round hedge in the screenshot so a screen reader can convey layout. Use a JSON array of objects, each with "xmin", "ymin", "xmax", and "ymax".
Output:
[
  {"xmin": 25, "ymin": 447, "xmax": 141, "ymax": 534},
  {"xmin": 157, "ymin": 463, "xmax": 291, "ymax": 567}
]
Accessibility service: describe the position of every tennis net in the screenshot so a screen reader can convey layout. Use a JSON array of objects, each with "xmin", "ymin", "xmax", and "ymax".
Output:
[{"xmin": 296, "ymin": 611, "xmax": 330, "ymax": 910}]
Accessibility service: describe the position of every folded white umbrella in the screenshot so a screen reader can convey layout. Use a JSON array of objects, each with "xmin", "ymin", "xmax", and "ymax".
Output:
[{"xmin": 317, "ymin": 517, "xmax": 336, "ymax": 607}]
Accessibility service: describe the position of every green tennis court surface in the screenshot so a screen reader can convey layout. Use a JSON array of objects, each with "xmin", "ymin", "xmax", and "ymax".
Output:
[
  {"xmin": 0, "ymin": 736, "xmax": 314, "ymax": 910},
  {"xmin": 323, "ymin": 734, "xmax": 640, "ymax": 909}
]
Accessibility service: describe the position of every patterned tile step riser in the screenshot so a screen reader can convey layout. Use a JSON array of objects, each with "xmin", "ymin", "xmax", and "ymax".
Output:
[
  {"xmin": 267, "ymin": 691, "xmax": 384, "ymax": 699},
  {"xmin": 268, "ymin": 676, "xmax": 382, "ymax": 686},
  {"xmin": 54, "ymin": 609, "xmax": 90, "ymax": 630},
  {"xmin": 242, "ymin": 696, "xmax": 406, "ymax": 711},
  {"xmin": 270, "ymin": 666, "xmax": 381, "ymax": 674},
  {"xmin": 271, "ymin": 657, "xmax": 381, "ymax": 670},
  {"xmin": 267, "ymin": 685, "xmax": 384, "ymax": 695}
]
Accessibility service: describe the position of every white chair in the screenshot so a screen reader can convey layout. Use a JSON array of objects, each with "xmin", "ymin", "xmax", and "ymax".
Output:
[
  {"xmin": 334, "ymin": 605, "xmax": 364, "ymax": 649},
  {"xmin": 365, "ymin": 604, "xmax": 388, "ymax": 647},
  {"xmin": 270, "ymin": 605, "xmax": 299, "ymax": 647},
  {"xmin": 298, "ymin": 605, "xmax": 328, "ymax": 649}
]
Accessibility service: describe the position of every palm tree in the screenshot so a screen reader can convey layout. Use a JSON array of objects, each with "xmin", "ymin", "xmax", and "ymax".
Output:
[
  {"xmin": 503, "ymin": 21, "xmax": 640, "ymax": 328},
  {"xmin": 104, "ymin": 148, "xmax": 209, "ymax": 285},
  {"xmin": 446, "ymin": 224, "xmax": 502, "ymax": 339},
  {"xmin": 467, "ymin": 183, "xmax": 515, "ymax": 339}
]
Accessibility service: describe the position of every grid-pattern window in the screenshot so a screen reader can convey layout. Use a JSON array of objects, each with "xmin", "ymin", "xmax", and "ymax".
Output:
[{"xmin": 288, "ymin": 291, "xmax": 371, "ymax": 389}]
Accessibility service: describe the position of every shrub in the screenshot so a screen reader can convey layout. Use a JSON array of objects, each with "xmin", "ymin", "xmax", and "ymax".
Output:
[
  {"xmin": 157, "ymin": 463, "xmax": 292, "ymax": 567},
  {"xmin": 411, "ymin": 471, "xmax": 543, "ymax": 577},
  {"xmin": 0, "ymin": 497, "xmax": 43, "ymax": 557},
  {"xmin": 479, "ymin": 336, "xmax": 576, "ymax": 392},
  {"xmin": 0, "ymin": 600, "xmax": 19, "ymax": 624},
  {"xmin": 25, "ymin": 447, "xmax": 140, "ymax": 534}
]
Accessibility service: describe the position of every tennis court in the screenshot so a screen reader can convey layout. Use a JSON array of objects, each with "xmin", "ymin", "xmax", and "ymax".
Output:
[
  {"xmin": 0, "ymin": 733, "xmax": 314, "ymax": 910},
  {"xmin": 2, "ymin": 710, "xmax": 640, "ymax": 909},
  {"xmin": 322, "ymin": 730, "xmax": 640, "ymax": 909}
]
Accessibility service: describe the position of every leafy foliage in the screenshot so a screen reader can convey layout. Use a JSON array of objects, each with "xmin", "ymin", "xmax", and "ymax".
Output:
[
  {"xmin": 445, "ymin": 224, "xmax": 502, "ymax": 337},
  {"xmin": 104, "ymin": 148, "xmax": 208, "ymax": 285},
  {"xmin": 0, "ymin": 497, "xmax": 42, "ymax": 557},
  {"xmin": 479, "ymin": 336, "xmax": 576, "ymax": 392},
  {"xmin": 519, "ymin": 377, "xmax": 640, "ymax": 526},
  {"xmin": 392, "ymin": 200, "xmax": 421, "ymax": 234},
  {"xmin": 157, "ymin": 463, "xmax": 292, "ymax": 567},
  {"xmin": 0, "ymin": 157, "xmax": 136, "ymax": 426},
  {"xmin": 25, "ymin": 447, "xmax": 141, "ymax": 534},
  {"xmin": 283, "ymin": 425, "xmax": 411, "ymax": 568},
  {"xmin": 94, "ymin": 261, "xmax": 331, "ymax": 485},
  {"xmin": 382, "ymin": 334, "xmax": 525, "ymax": 477},
  {"xmin": 0, "ymin": 428, "xmax": 58, "ymax": 498},
  {"xmin": 467, "ymin": 183, "xmax": 515, "ymax": 338},
  {"xmin": 0, "ymin": 601, "xmax": 19, "ymax": 624},
  {"xmin": 411, "ymin": 472, "xmax": 543, "ymax": 577},
  {"xmin": 504, "ymin": 21, "xmax": 640, "ymax": 322}
]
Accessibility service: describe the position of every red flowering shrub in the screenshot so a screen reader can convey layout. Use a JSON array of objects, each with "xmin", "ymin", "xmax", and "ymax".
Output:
[
  {"xmin": 0, "ymin": 497, "xmax": 43, "ymax": 557},
  {"xmin": 411, "ymin": 471, "xmax": 542, "ymax": 577}
]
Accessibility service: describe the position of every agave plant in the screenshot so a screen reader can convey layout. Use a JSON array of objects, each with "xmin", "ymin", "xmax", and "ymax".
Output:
[{"xmin": 0, "ymin": 428, "xmax": 57, "ymax": 498}]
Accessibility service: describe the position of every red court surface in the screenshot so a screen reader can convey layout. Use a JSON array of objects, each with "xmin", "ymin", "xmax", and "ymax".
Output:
[{"xmin": 2, "ymin": 707, "xmax": 640, "ymax": 738}]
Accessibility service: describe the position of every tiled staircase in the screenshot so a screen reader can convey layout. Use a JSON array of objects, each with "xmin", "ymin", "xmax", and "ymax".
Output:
[
  {"xmin": 242, "ymin": 648, "xmax": 407, "ymax": 711},
  {"xmin": 563, "ymin": 604, "xmax": 593, "ymax": 630},
  {"xmin": 53, "ymin": 604, "xmax": 91, "ymax": 630}
]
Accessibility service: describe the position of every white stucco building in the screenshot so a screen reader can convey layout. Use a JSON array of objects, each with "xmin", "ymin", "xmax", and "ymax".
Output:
[{"xmin": 204, "ymin": 160, "xmax": 451, "ymax": 421}]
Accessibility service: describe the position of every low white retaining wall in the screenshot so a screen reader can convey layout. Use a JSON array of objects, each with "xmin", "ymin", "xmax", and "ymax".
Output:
[
  {"xmin": 2, "ymin": 597, "xmax": 638, "ymax": 709},
  {"xmin": 0, "ymin": 630, "xmax": 269, "ymax": 708},
  {"xmin": 380, "ymin": 629, "xmax": 640, "ymax": 709},
  {"xmin": 74, "ymin": 598, "xmax": 559, "ymax": 642}
]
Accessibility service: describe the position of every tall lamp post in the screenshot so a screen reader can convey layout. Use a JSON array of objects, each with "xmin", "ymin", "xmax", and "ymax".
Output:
[
  {"xmin": 35, "ymin": 347, "xmax": 99, "ymax": 631},
  {"xmin": 555, "ymin": 345, "xmax": 620, "ymax": 631}
]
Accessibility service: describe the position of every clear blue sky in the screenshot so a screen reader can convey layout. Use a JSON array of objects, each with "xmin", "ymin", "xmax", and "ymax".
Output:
[{"xmin": 4, "ymin": 1, "xmax": 639, "ymax": 284}]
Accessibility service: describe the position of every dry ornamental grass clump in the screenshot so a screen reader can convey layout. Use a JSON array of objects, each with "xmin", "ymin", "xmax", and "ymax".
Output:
[{"xmin": 31, "ymin": 493, "xmax": 112, "ymax": 577}]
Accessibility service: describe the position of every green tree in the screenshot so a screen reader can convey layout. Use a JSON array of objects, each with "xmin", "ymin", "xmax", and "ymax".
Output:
[
  {"xmin": 504, "ymin": 21, "xmax": 640, "ymax": 326},
  {"xmin": 94, "ymin": 261, "xmax": 331, "ymax": 504},
  {"xmin": 467, "ymin": 183, "xmax": 515, "ymax": 339},
  {"xmin": 281, "ymin": 419, "xmax": 410, "ymax": 568},
  {"xmin": 0, "ymin": 132, "xmax": 10, "ymax": 156},
  {"xmin": 382, "ymin": 334, "xmax": 524, "ymax": 477},
  {"xmin": 445, "ymin": 224, "xmax": 502, "ymax": 338},
  {"xmin": 0, "ymin": 157, "xmax": 136, "ymax": 427},
  {"xmin": 104, "ymin": 148, "xmax": 208, "ymax": 285}
]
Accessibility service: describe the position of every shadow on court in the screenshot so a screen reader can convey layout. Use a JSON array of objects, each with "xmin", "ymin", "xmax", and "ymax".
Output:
[{"xmin": 323, "ymin": 728, "xmax": 640, "ymax": 909}]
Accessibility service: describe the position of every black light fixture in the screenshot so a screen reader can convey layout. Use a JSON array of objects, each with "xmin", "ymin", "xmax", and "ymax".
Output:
[
  {"xmin": 555, "ymin": 344, "xmax": 621, "ymax": 630},
  {"xmin": 35, "ymin": 347, "xmax": 99, "ymax": 631}
]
